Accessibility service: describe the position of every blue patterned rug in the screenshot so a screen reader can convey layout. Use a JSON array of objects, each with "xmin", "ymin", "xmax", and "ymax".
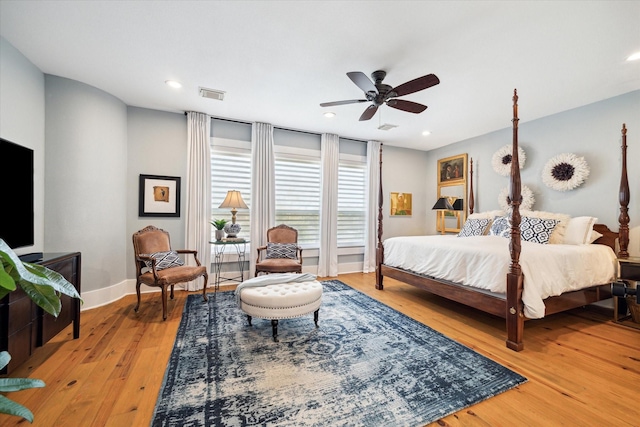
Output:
[{"xmin": 152, "ymin": 280, "xmax": 526, "ymax": 426}]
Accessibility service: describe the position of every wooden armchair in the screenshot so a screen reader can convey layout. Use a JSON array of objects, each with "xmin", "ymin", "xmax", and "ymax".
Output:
[
  {"xmin": 132, "ymin": 225, "xmax": 208, "ymax": 320},
  {"xmin": 255, "ymin": 224, "xmax": 303, "ymax": 276}
]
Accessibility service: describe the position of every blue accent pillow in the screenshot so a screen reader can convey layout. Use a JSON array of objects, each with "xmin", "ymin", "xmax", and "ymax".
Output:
[
  {"xmin": 143, "ymin": 250, "xmax": 184, "ymax": 270},
  {"xmin": 520, "ymin": 216, "xmax": 559, "ymax": 244},
  {"xmin": 489, "ymin": 216, "xmax": 511, "ymax": 238},
  {"xmin": 266, "ymin": 243, "xmax": 298, "ymax": 259},
  {"xmin": 457, "ymin": 218, "xmax": 492, "ymax": 237}
]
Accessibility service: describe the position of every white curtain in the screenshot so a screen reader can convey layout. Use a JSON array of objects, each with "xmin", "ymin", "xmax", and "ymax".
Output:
[
  {"xmin": 363, "ymin": 140, "xmax": 381, "ymax": 273},
  {"xmin": 318, "ymin": 133, "xmax": 339, "ymax": 277},
  {"xmin": 184, "ymin": 112, "xmax": 212, "ymax": 291},
  {"xmin": 249, "ymin": 122, "xmax": 275, "ymax": 277}
]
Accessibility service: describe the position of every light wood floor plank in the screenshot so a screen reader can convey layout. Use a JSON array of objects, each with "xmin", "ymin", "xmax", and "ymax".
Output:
[{"xmin": 1, "ymin": 272, "xmax": 638, "ymax": 426}]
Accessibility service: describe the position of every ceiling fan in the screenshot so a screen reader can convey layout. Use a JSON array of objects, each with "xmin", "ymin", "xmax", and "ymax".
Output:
[{"xmin": 320, "ymin": 70, "xmax": 440, "ymax": 121}]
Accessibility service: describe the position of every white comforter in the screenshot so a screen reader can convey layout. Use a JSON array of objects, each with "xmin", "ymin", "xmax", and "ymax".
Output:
[{"xmin": 383, "ymin": 235, "xmax": 617, "ymax": 319}]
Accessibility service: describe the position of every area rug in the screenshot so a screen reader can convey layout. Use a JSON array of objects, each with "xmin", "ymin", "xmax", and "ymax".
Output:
[{"xmin": 151, "ymin": 280, "xmax": 526, "ymax": 426}]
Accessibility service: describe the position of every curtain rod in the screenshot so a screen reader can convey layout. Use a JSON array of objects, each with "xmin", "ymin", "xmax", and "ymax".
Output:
[{"xmin": 186, "ymin": 111, "xmax": 370, "ymax": 143}]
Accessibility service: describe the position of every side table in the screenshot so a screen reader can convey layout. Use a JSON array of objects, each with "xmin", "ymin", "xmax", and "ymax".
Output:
[
  {"xmin": 210, "ymin": 239, "xmax": 250, "ymax": 291},
  {"xmin": 613, "ymin": 256, "xmax": 640, "ymax": 329}
]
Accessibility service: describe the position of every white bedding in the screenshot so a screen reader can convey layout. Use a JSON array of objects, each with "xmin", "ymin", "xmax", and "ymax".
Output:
[{"xmin": 383, "ymin": 235, "xmax": 617, "ymax": 319}]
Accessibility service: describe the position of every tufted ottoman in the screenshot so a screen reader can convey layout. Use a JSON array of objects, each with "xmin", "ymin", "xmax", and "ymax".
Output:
[{"xmin": 238, "ymin": 280, "xmax": 323, "ymax": 342}]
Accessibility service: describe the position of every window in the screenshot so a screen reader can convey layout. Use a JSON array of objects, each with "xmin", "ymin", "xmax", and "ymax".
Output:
[
  {"xmin": 210, "ymin": 139, "xmax": 252, "ymax": 241},
  {"xmin": 274, "ymin": 152, "xmax": 321, "ymax": 247},
  {"xmin": 337, "ymin": 159, "xmax": 366, "ymax": 247}
]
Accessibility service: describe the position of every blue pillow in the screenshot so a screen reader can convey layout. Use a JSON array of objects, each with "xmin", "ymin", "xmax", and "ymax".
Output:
[
  {"xmin": 489, "ymin": 216, "xmax": 511, "ymax": 238},
  {"xmin": 520, "ymin": 216, "xmax": 559, "ymax": 244},
  {"xmin": 457, "ymin": 218, "xmax": 491, "ymax": 237},
  {"xmin": 266, "ymin": 243, "xmax": 298, "ymax": 259}
]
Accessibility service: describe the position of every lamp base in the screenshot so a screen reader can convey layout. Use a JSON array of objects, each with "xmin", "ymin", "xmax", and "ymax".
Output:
[{"xmin": 224, "ymin": 222, "xmax": 242, "ymax": 238}]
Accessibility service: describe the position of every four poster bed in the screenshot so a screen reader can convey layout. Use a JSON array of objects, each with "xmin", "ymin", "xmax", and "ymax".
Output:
[{"xmin": 375, "ymin": 90, "xmax": 631, "ymax": 351}]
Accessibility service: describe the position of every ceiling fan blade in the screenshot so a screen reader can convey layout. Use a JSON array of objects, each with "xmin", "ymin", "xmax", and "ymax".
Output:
[
  {"xmin": 391, "ymin": 74, "xmax": 440, "ymax": 97},
  {"xmin": 320, "ymin": 99, "xmax": 367, "ymax": 107},
  {"xmin": 347, "ymin": 71, "xmax": 377, "ymax": 94},
  {"xmin": 386, "ymin": 99, "xmax": 428, "ymax": 114},
  {"xmin": 359, "ymin": 104, "xmax": 378, "ymax": 121}
]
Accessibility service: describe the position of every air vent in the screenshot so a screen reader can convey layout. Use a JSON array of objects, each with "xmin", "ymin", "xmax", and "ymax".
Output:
[
  {"xmin": 378, "ymin": 123, "xmax": 398, "ymax": 131},
  {"xmin": 199, "ymin": 87, "xmax": 225, "ymax": 101}
]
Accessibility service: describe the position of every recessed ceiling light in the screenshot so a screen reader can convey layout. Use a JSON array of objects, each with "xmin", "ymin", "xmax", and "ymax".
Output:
[
  {"xmin": 165, "ymin": 80, "xmax": 182, "ymax": 89},
  {"xmin": 422, "ymin": 130, "xmax": 431, "ymax": 136},
  {"xmin": 626, "ymin": 52, "xmax": 640, "ymax": 61},
  {"xmin": 324, "ymin": 112, "xmax": 336, "ymax": 118}
]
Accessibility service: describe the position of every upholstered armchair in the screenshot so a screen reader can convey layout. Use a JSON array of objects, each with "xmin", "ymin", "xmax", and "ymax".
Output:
[
  {"xmin": 255, "ymin": 224, "xmax": 303, "ymax": 276},
  {"xmin": 132, "ymin": 225, "xmax": 208, "ymax": 320}
]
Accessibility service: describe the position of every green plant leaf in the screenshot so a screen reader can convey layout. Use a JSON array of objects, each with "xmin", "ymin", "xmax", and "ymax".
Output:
[
  {"xmin": 0, "ymin": 263, "xmax": 17, "ymax": 291},
  {"xmin": 0, "ymin": 377, "xmax": 46, "ymax": 392},
  {"xmin": 0, "ymin": 351, "xmax": 9, "ymax": 369},
  {"xmin": 22, "ymin": 262, "xmax": 81, "ymax": 300},
  {"xmin": 0, "ymin": 394, "xmax": 35, "ymax": 423},
  {"xmin": 18, "ymin": 281, "xmax": 62, "ymax": 317}
]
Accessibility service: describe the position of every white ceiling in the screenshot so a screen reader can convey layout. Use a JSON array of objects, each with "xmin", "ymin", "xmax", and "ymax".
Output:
[{"xmin": 1, "ymin": 1, "xmax": 639, "ymax": 151}]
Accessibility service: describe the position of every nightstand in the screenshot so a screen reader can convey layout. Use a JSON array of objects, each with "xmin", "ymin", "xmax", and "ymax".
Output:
[{"xmin": 613, "ymin": 257, "xmax": 640, "ymax": 328}]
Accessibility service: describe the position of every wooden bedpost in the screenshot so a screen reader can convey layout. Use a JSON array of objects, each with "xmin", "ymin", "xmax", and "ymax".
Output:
[
  {"xmin": 618, "ymin": 124, "xmax": 630, "ymax": 258},
  {"xmin": 375, "ymin": 144, "xmax": 384, "ymax": 289},
  {"xmin": 469, "ymin": 158, "xmax": 475, "ymax": 215},
  {"xmin": 506, "ymin": 89, "xmax": 525, "ymax": 352}
]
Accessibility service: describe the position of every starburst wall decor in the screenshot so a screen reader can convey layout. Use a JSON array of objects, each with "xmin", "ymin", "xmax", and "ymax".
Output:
[{"xmin": 542, "ymin": 153, "xmax": 589, "ymax": 191}]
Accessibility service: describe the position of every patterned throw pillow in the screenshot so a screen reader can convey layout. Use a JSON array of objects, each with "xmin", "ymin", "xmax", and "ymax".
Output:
[
  {"xmin": 520, "ymin": 216, "xmax": 559, "ymax": 244},
  {"xmin": 457, "ymin": 218, "xmax": 492, "ymax": 237},
  {"xmin": 142, "ymin": 250, "xmax": 185, "ymax": 271},
  {"xmin": 489, "ymin": 216, "xmax": 511, "ymax": 238},
  {"xmin": 266, "ymin": 243, "xmax": 298, "ymax": 259}
]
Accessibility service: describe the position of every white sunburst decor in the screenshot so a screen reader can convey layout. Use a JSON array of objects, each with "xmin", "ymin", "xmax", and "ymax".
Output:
[
  {"xmin": 499, "ymin": 185, "xmax": 535, "ymax": 211},
  {"xmin": 492, "ymin": 144, "xmax": 526, "ymax": 176},
  {"xmin": 542, "ymin": 153, "xmax": 590, "ymax": 191}
]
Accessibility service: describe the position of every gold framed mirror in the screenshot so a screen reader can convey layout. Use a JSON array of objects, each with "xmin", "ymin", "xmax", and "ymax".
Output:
[{"xmin": 435, "ymin": 153, "xmax": 468, "ymax": 234}]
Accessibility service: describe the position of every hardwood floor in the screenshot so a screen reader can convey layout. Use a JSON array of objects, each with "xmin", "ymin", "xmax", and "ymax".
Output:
[{"xmin": 1, "ymin": 273, "xmax": 638, "ymax": 426}]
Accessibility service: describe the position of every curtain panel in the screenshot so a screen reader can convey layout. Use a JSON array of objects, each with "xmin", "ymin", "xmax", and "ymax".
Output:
[
  {"xmin": 249, "ymin": 122, "xmax": 276, "ymax": 277},
  {"xmin": 318, "ymin": 133, "xmax": 339, "ymax": 277},
  {"xmin": 185, "ymin": 111, "xmax": 212, "ymax": 291},
  {"xmin": 363, "ymin": 140, "xmax": 381, "ymax": 273}
]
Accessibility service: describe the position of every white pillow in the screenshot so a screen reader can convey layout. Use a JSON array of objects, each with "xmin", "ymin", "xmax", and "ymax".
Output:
[
  {"xmin": 564, "ymin": 216, "xmax": 598, "ymax": 245},
  {"xmin": 520, "ymin": 210, "xmax": 571, "ymax": 244},
  {"xmin": 588, "ymin": 230, "xmax": 603, "ymax": 244}
]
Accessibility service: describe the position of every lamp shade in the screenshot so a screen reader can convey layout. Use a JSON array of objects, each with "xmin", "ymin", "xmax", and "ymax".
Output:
[
  {"xmin": 219, "ymin": 190, "xmax": 248, "ymax": 209},
  {"xmin": 432, "ymin": 197, "xmax": 453, "ymax": 210},
  {"xmin": 452, "ymin": 198, "xmax": 464, "ymax": 211}
]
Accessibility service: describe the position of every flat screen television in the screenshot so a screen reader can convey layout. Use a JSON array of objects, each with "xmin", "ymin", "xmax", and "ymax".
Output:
[{"xmin": 0, "ymin": 138, "xmax": 34, "ymax": 250}]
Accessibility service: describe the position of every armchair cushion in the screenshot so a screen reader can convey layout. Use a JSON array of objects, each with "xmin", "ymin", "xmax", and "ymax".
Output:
[
  {"xmin": 266, "ymin": 243, "xmax": 298, "ymax": 260},
  {"xmin": 142, "ymin": 250, "xmax": 184, "ymax": 270}
]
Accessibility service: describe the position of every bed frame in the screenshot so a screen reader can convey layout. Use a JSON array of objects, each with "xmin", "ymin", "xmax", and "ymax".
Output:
[{"xmin": 375, "ymin": 90, "xmax": 631, "ymax": 351}]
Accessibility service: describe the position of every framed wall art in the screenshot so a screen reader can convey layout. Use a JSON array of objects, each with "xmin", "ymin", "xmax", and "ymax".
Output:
[
  {"xmin": 138, "ymin": 174, "xmax": 181, "ymax": 217},
  {"xmin": 437, "ymin": 153, "xmax": 467, "ymax": 185},
  {"xmin": 390, "ymin": 192, "xmax": 412, "ymax": 216}
]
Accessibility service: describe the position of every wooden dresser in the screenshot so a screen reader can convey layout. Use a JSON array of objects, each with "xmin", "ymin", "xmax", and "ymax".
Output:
[{"xmin": 0, "ymin": 252, "xmax": 81, "ymax": 374}]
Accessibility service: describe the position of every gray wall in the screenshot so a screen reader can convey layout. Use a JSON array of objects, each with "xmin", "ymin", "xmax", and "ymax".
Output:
[
  {"xmin": 0, "ymin": 36, "xmax": 45, "ymax": 255},
  {"xmin": 425, "ymin": 90, "xmax": 640, "ymax": 255},
  {"xmin": 126, "ymin": 107, "xmax": 188, "ymax": 279},
  {"xmin": 44, "ymin": 75, "xmax": 128, "ymax": 292}
]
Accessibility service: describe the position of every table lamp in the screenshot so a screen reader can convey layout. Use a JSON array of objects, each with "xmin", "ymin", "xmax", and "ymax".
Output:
[{"xmin": 219, "ymin": 190, "xmax": 248, "ymax": 237}]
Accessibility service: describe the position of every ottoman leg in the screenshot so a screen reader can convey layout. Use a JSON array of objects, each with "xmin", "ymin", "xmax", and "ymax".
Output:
[
  {"xmin": 271, "ymin": 319, "xmax": 279, "ymax": 342},
  {"xmin": 247, "ymin": 315, "xmax": 252, "ymax": 326},
  {"xmin": 314, "ymin": 309, "xmax": 319, "ymax": 327}
]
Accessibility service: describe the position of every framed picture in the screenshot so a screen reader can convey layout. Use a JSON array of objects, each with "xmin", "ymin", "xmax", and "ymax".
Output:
[
  {"xmin": 390, "ymin": 192, "xmax": 412, "ymax": 216},
  {"xmin": 138, "ymin": 174, "xmax": 181, "ymax": 217},
  {"xmin": 437, "ymin": 153, "xmax": 467, "ymax": 185}
]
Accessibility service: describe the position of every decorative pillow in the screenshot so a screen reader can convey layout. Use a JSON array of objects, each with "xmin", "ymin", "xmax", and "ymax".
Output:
[
  {"xmin": 457, "ymin": 218, "xmax": 492, "ymax": 237},
  {"xmin": 520, "ymin": 216, "xmax": 559, "ymax": 244},
  {"xmin": 520, "ymin": 210, "xmax": 571, "ymax": 244},
  {"xmin": 588, "ymin": 230, "xmax": 603, "ymax": 244},
  {"xmin": 563, "ymin": 216, "xmax": 598, "ymax": 245},
  {"xmin": 489, "ymin": 216, "xmax": 511, "ymax": 238},
  {"xmin": 142, "ymin": 250, "xmax": 184, "ymax": 270},
  {"xmin": 266, "ymin": 243, "xmax": 298, "ymax": 259}
]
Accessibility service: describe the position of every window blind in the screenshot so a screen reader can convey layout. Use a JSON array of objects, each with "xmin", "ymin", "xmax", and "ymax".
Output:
[{"xmin": 337, "ymin": 160, "xmax": 366, "ymax": 246}]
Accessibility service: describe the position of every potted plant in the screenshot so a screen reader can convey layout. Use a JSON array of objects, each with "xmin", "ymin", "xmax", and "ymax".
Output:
[
  {"xmin": 211, "ymin": 219, "xmax": 228, "ymax": 241},
  {"xmin": 0, "ymin": 239, "xmax": 82, "ymax": 422}
]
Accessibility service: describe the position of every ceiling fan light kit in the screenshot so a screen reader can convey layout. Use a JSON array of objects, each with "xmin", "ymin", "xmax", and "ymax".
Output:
[{"xmin": 320, "ymin": 70, "xmax": 439, "ymax": 121}]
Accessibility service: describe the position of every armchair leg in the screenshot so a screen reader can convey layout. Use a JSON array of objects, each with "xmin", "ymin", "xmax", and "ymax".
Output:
[
  {"xmin": 170, "ymin": 285, "xmax": 174, "ymax": 300},
  {"xmin": 161, "ymin": 286, "xmax": 168, "ymax": 321},
  {"xmin": 134, "ymin": 281, "xmax": 141, "ymax": 313}
]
